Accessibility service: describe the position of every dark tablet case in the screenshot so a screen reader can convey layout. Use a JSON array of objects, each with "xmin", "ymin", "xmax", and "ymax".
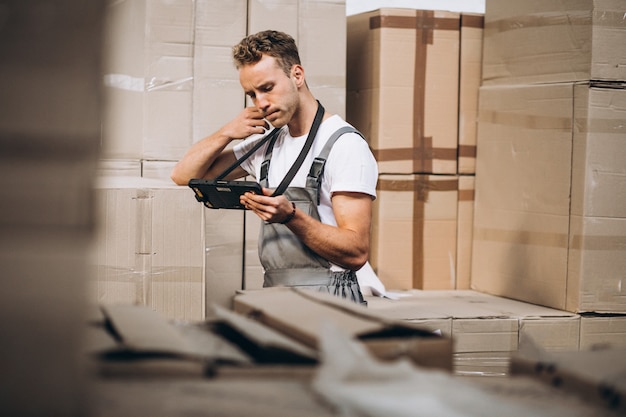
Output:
[{"xmin": 189, "ymin": 179, "xmax": 262, "ymax": 210}]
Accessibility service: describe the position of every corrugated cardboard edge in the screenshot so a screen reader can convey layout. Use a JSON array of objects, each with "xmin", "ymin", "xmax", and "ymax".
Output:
[
  {"xmin": 233, "ymin": 288, "xmax": 453, "ymax": 371},
  {"xmin": 210, "ymin": 304, "xmax": 318, "ymax": 363},
  {"xmin": 94, "ymin": 304, "xmax": 250, "ymax": 365}
]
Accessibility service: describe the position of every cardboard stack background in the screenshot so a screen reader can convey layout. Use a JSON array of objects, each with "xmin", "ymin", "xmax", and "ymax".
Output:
[
  {"xmin": 471, "ymin": 0, "xmax": 626, "ymax": 315},
  {"xmin": 346, "ymin": 9, "xmax": 483, "ymax": 290},
  {"xmin": 0, "ymin": 1, "xmax": 105, "ymax": 415},
  {"xmin": 94, "ymin": 0, "xmax": 348, "ymax": 319}
]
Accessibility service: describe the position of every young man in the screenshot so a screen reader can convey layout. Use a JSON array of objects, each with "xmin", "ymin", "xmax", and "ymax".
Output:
[{"xmin": 171, "ymin": 30, "xmax": 378, "ymax": 304}]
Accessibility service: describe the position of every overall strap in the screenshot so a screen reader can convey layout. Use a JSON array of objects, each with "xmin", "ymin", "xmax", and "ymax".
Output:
[
  {"xmin": 259, "ymin": 100, "xmax": 325, "ymax": 196},
  {"xmin": 306, "ymin": 126, "xmax": 364, "ymax": 204},
  {"xmin": 216, "ymin": 126, "xmax": 282, "ymax": 180}
]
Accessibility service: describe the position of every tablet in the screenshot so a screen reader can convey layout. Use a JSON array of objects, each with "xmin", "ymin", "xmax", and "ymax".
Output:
[{"xmin": 189, "ymin": 178, "xmax": 263, "ymax": 210}]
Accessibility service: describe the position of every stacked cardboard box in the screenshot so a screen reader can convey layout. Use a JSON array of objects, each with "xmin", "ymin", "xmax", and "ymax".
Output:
[
  {"xmin": 366, "ymin": 290, "xmax": 582, "ymax": 376},
  {"xmin": 91, "ymin": 177, "xmax": 205, "ymax": 320},
  {"xmin": 95, "ymin": 0, "xmax": 349, "ymax": 317},
  {"xmin": 472, "ymin": 0, "xmax": 626, "ymax": 315},
  {"xmin": 346, "ymin": 9, "xmax": 483, "ymax": 290},
  {"xmin": 0, "ymin": 1, "xmax": 105, "ymax": 415}
]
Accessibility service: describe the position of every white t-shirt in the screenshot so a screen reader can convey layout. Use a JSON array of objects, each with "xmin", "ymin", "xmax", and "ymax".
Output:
[{"xmin": 233, "ymin": 114, "xmax": 378, "ymax": 227}]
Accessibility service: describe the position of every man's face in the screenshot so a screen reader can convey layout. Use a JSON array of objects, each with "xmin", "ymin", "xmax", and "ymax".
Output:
[{"xmin": 239, "ymin": 54, "xmax": 299, "ymax": 129}]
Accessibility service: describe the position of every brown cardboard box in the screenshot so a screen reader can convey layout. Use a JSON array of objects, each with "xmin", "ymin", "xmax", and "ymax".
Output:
[
  {"xmin": 579, "ymin": 315, "xmax": 626, "ymax": 350},
  {"xmin": 458, "ymin": 13, "xmax": 483, "ymax": 174},
  {"xmin": 472, "ymin": 82, "xmax": 626, "ymax": 313},
  {"xmin": 192, "ymin": 0, "xmax": 247, "ymax": 143},
  {"xmin": 519, "ymin": 317, "xmax": 581, "ymax": 352},
  {"xmin": 204, "ymin": 207, "xmax": 246, "ymax": 310},
  {"xmin": 97, "ymin": 159, "xmax": 143, "ymax": 177},
  {"xmin": 347, "ymin": 8, "xmax": 460, "ymax": 175},
  {"xmin": 455, "ymin": 175, "xmax": 475, "ymax": 289},
  {"xmin": 366, "ymin": 290, "xmax": 579, "ymax": 376},
  {"xmin": 233, "ymin": 288, "xmax": 453, "ymax": 371},
  {"xmin": 372, "ymin": 174, "xmax": 458, "ymax": 290},
  {"xmin": 248, "ymin": 0, "xmax": 298, "ymax": 41},
  {"xmin": 101, "ymin": 0, "xmax": 250, "ymax": 162},
  {"xmin": 482, "ymin": 0, "xmax": 626, "ymax": 85},
  {"xmin": 101, "ymin": 0, "xmax": 196, "ymax": 161},
  {"xmin": 453, "ymin": 318, "xmax": 518, "ymax": 376},
  {"xmin": 298, "ymin": 0, "xmax": 348, "ymax": 118},
  {"xmin": 91, "ymin": 177, "xmax": 205, "ymax": 321}
]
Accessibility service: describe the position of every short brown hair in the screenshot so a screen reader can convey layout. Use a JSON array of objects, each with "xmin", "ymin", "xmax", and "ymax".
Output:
[{"xmin": 232, "ymin": 30, "xmax": 301, "ymax": 76}]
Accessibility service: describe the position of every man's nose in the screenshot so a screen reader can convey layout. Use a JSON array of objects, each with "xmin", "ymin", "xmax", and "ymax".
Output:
[{"xmin": 256, "ymin": 94, "xmax": 270, "ymax": 113}]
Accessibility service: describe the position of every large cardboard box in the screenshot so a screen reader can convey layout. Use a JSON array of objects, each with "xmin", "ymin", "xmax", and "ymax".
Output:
[
  {"xmin": 579, "ymin": 315, "xmax": 626, "ymax": 350},
  {"xmin": 101, "ymin": 0, "xmax": 249, "ymax": 161},
  {"xmin": 455, "ymin": 175, "xmax": 475, "ymax": 289},
  {"xmin": 243, "ymin": 210, "xmax": 265, "ymax": 290},
  {"xmin": 91, "ymin": 176, "xmax": 205, "ymax": 321},
  {"xmin": 204, "ymin": 207, "xmax": 246, "ymax": 310},
  {"xmin": 249, "ymin": 0, "xmax": 348, "ymax": 115},
  {"xmin": 366, "ymin": 290, "xmax": 579, "ymax": 376},
  {"xmin": 372, "ymin": 174, "xmax": 458, "ymax": 290},
  {"xmin": 347, "ymin": 8, "xmax": 460, "ymax": 175},
  {"xmin": 234, "ymin": 288, "xmax": 453, "ymax": 371},
  {"xmin": 471, "ymin": 82, "xmax": 626, "ymax": 313},
  {"xmin": 458, "ymin": 13, "xmax": 483, "ymax": 174},
  {"xmin": 482, "ymin": 0, "xmax": 626, "ymax": 85},
  {"xmin": 192, "ymin": 0, "xmax": 248, "ymax": 142},
  {"xmin": 298, "ymin": 0, "xmax": 348, "ymax": 118},
  {"xmin": 102, "ymin": 0, "xmax": 347, "ymax": 164},
  {"xmin": 101, "ymin": 0, "xmax": 196, "ymax": 161}
]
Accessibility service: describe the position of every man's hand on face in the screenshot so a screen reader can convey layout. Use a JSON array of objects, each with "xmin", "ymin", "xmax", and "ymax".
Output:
[{"xmin": 222, "ymin": 107, "xmax": 270, "ymax": 140}]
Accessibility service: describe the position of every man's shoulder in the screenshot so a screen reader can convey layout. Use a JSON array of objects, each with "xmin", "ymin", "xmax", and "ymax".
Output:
[
  {"xmin": 321, "ymin": 115, "xmax": 363, "ymax": 139},
  {"xmin": 323, "ymin": 114, "xmax": 350, "ymax": 129}
]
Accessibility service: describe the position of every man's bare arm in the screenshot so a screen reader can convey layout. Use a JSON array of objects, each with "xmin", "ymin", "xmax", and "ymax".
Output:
[
  {"xmin": 171, "ymin": 107, "xmax": 268, "ymax": 185},
  {"xmin": 242, "ymin": 191, "xmax": 373, "ymax": 270}
]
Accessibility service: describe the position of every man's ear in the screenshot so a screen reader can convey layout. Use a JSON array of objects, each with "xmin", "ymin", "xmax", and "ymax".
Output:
[{"xmin": 291, "ymin": 64, "xmax": 305, "ymax": 86}]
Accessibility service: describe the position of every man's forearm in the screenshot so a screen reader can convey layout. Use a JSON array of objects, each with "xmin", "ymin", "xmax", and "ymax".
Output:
[
  {"xmin": 170, "ymin": 131, "xmax": 233, "ymax": 185},
  {"xmin": 289, "ymin": 213, "xmax": 370, "ymax": 270}
]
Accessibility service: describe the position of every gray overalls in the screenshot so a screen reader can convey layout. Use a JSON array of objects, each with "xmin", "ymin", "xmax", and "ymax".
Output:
[{"xmin": 258, "ymin": 126, "xmax": 367, "ymax": 305}]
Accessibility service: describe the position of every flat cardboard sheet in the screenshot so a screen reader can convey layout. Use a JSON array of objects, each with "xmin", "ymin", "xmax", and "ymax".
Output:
[
  {"xmin": 87, "ymin": 304, "xmax": 251, "ymax": 377},
  {"xmin": 233, "ymin": 288, "xmax": 453, "ymax": 371},
  {"xmin": 209, "ymin": 304, "xmax": 318, "ymax": 363},
  {"xmin": 366, "ymin": 290, "xmax": 577, "ymax": 321}
]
